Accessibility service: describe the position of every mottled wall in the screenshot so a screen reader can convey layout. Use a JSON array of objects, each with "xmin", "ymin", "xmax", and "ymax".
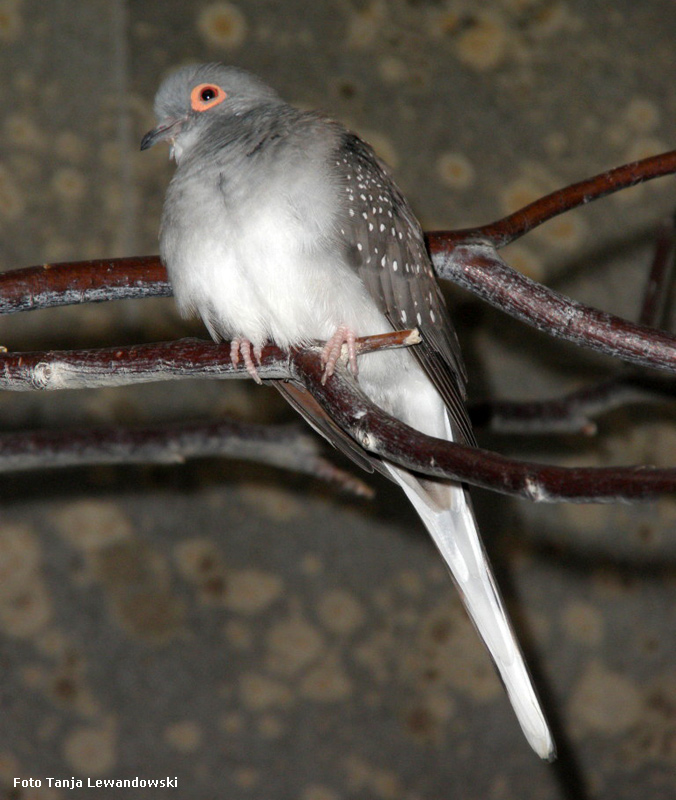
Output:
[{"xmin": 0, "ymin": 2, "xmax": 675, "ymax": 799}]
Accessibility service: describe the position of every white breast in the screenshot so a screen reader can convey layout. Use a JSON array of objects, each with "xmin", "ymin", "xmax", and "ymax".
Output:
[{"xmin": 162, "ymin": 158, "xmax": 390, "ymax": 349}]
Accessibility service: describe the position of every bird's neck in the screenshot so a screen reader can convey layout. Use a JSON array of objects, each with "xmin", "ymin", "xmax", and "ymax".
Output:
[{"xmin": 175, "ymin": 102, "xmax": 295, "ymax": 169}]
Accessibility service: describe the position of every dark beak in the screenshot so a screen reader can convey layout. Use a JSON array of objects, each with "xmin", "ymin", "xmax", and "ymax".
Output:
[{"xmin": 140, "ymin": 118, "xmax": 184, "ymax": 151}]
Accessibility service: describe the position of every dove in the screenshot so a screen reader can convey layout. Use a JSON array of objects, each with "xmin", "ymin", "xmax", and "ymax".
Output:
[{"xmin": 142, "ymin": 63, "xmax": 555, "ymax": 760}]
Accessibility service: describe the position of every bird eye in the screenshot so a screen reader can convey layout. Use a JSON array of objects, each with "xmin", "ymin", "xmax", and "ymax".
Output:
[{"xmin": 190, "ymin": 83, "xmax": 227, "ymax": 112}]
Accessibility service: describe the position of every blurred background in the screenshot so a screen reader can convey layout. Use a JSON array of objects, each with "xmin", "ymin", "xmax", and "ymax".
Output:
[{"xmin": 0, "ymin": 1, "xmax": 675, "ymax": 798}]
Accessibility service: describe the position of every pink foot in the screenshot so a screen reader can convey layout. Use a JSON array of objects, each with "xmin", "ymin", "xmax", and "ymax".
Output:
[
  {"xmin": 230, "ymin": 338, "xmax": 263, "ymax": 385},
  {"xmin": 321, "ymin": 325, "xmax": 358, "ymax": 384}
]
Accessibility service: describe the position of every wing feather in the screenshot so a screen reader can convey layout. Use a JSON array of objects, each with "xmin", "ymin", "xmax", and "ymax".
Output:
[{"xmin": 335, "ymin": 133, "xmax": 475, "ymax": 445}]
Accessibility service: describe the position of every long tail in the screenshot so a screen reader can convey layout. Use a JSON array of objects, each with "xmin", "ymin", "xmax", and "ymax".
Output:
[{"xmin": 387, "ymin": 464, "xmax": 555, "ymax": 760}]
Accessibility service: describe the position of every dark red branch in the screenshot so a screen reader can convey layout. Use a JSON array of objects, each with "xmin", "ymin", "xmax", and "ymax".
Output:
[
  {"xmin": 0, "ymin": 256, "xmax": 170, "ymax": 314},
  {"xmin": 0, "ymin": 338, "xmax": 290, "ymax": 390},
  {"xmin": 0, "ymin": 153, "xmax": 675, "ymax": 495},
  {"xmin": 469, "ymin": 218, "xmax": 674, "ymax": 435},
  {"xmin": 290, "ymin": 352, "xmax": 676, "ymax": 502},
  {"xmin": 5, "ymin": 247, "xmax": 675, "ymax": 375},
  {"xmin": 2, "ymin": 151, "xmax": 674, "ymax": 317},
  {"xmin": 433, "ymin": 243, "xmax": 676, "ymax": 373},
  {"xmin": 471, "ymin": 374, "xmax": 676, "ymax": 436},
  {"xmin": 0, "ymin": 419, "xmax": 372, "ymax": 497},
  {"xmin": 1, "ymin": 153, "xmax": 675, "ymax": 380},
  {"xmin": 2, "ymin": 339, "xmax": 675, "ymax": 500},
  {"xmin": 0, "ymin": 331, "xmax": 418, "ymax": 392},
  {"xmin": 428, "ymin": 149, "xmax": 676, "ymax": 249}
]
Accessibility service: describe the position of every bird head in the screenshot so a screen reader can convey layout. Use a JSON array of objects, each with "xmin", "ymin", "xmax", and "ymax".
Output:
[{"xmin": 140, "ymin": 63, "xmax": 281, "ymax": 162}]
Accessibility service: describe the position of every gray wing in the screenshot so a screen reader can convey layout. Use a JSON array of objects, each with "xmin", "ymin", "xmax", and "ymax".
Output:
[
  {"xmin": 275, "ymin": 381, "xmax": 391, "ymax": 477},
  {"xmin": 334, "ymin": 133, "xmax": 475, "ymax": 446}
]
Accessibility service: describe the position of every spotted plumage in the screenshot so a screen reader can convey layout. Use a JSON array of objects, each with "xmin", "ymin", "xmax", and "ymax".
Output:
[
  {"xmin": 142, "ymin": 63, "xmax": 554, "ymax": 760},
  {"xmin": 334, "ymin": 131, "xmax": 475, "ymax": 445}
]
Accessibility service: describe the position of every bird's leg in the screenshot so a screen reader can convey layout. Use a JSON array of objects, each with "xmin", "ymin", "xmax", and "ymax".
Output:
[
  {"xmin": 321, "ymin": 325, "xmax": 358, "ymax": 384},
  {"xmin": 230, "ymin": 338, "xmax": 263, "ymax": 385}
]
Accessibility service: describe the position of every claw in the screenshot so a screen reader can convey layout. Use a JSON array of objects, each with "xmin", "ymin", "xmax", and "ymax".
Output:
[
  {"xmin": 231, "ymin": 338, "xmax": 263, "ymax": 385},
  {"xmin": 321, "ymin": 325, "xmax": 358, "ymax": 384}
]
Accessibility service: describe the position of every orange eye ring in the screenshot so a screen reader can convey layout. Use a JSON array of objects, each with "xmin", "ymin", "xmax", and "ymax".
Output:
[{"xmin": 190, "ymin": 83, "xmax": 227, "ymax": 112}]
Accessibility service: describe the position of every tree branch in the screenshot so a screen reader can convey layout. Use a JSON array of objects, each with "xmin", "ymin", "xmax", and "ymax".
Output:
[
  {"xmin": 470, "ymin": 374, "xmax": 676, "ymax": 436},
  {"xmin": 0, "ymin": 256, "xmax": 170, "ymax": 314},
  {"xmin": 5, "ymin": 245, "xmax": 676, "ymax": 375},
  {"xmin": 289, "ymin": 352, "xmax": 676, "ymax": 502},
  {"xmin": 0, "ymin": 419, "xmax": 373, "ymax": 497},
  {"xmin": 0, "ymin": 339, "xmax": 272, "ymax": 390},
  {"xmin": 1, "ymin": 151, "xmax": 675, "ymax": 497},
  {"xmin": 638, "ymin": 215, "xmax": 676, "ymax": 328},
  {"xmin": 2, "ymin": 340, "xmax": 675, "ymax": 501},
  {"xmin": 431, "ymin": 242, "xmax": 676, "ymax": 373},
  {"xmin": 4, "ymin": 155, "xmax": 676, "ymax": 376},
  {"xmin": 0, "ymin": 332, "xmax": 419, "ymax": 392},
  {"xmin": 428, "ymin": 149, "xmax": 676, "ymax": 248},
  {"xmin": 467, "ymin": 214, "xmax": 676, "ymax": 434}
]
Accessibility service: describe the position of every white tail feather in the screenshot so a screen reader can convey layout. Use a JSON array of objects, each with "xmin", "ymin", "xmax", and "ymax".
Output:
[{"xmin": 386, "ymin": 464, "xmax": 555, "ymax": 760}]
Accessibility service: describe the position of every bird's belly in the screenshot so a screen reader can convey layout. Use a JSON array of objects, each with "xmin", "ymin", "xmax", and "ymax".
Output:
[
  {"xmin": 172, "ymin": 205, "xmax": 391, "ymax": 349},
  {"xmin": 166, "ymin": 194, "xmax": 447, "ymax": 437}
]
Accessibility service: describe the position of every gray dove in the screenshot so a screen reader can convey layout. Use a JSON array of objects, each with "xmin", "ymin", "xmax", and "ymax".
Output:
[{"xmin": 142, "ymin": 62, "xmax": 555, "ymax": 760}]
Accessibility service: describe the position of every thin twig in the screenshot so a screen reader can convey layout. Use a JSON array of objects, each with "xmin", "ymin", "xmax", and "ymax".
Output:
[
  {"xmin": 0, "ymin": 419, "xmax": 373, "ymax": 497},
  {"xmin": 428, "ymin": 149, "xmax": 676, "ymax": 249},
  {"xmin": 638, "ymin": 216, "xmax": 676, "ymax": 328},
  {"xmin": 470, "ymin": 374, "xmax": 676, "ymax": 436}
]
